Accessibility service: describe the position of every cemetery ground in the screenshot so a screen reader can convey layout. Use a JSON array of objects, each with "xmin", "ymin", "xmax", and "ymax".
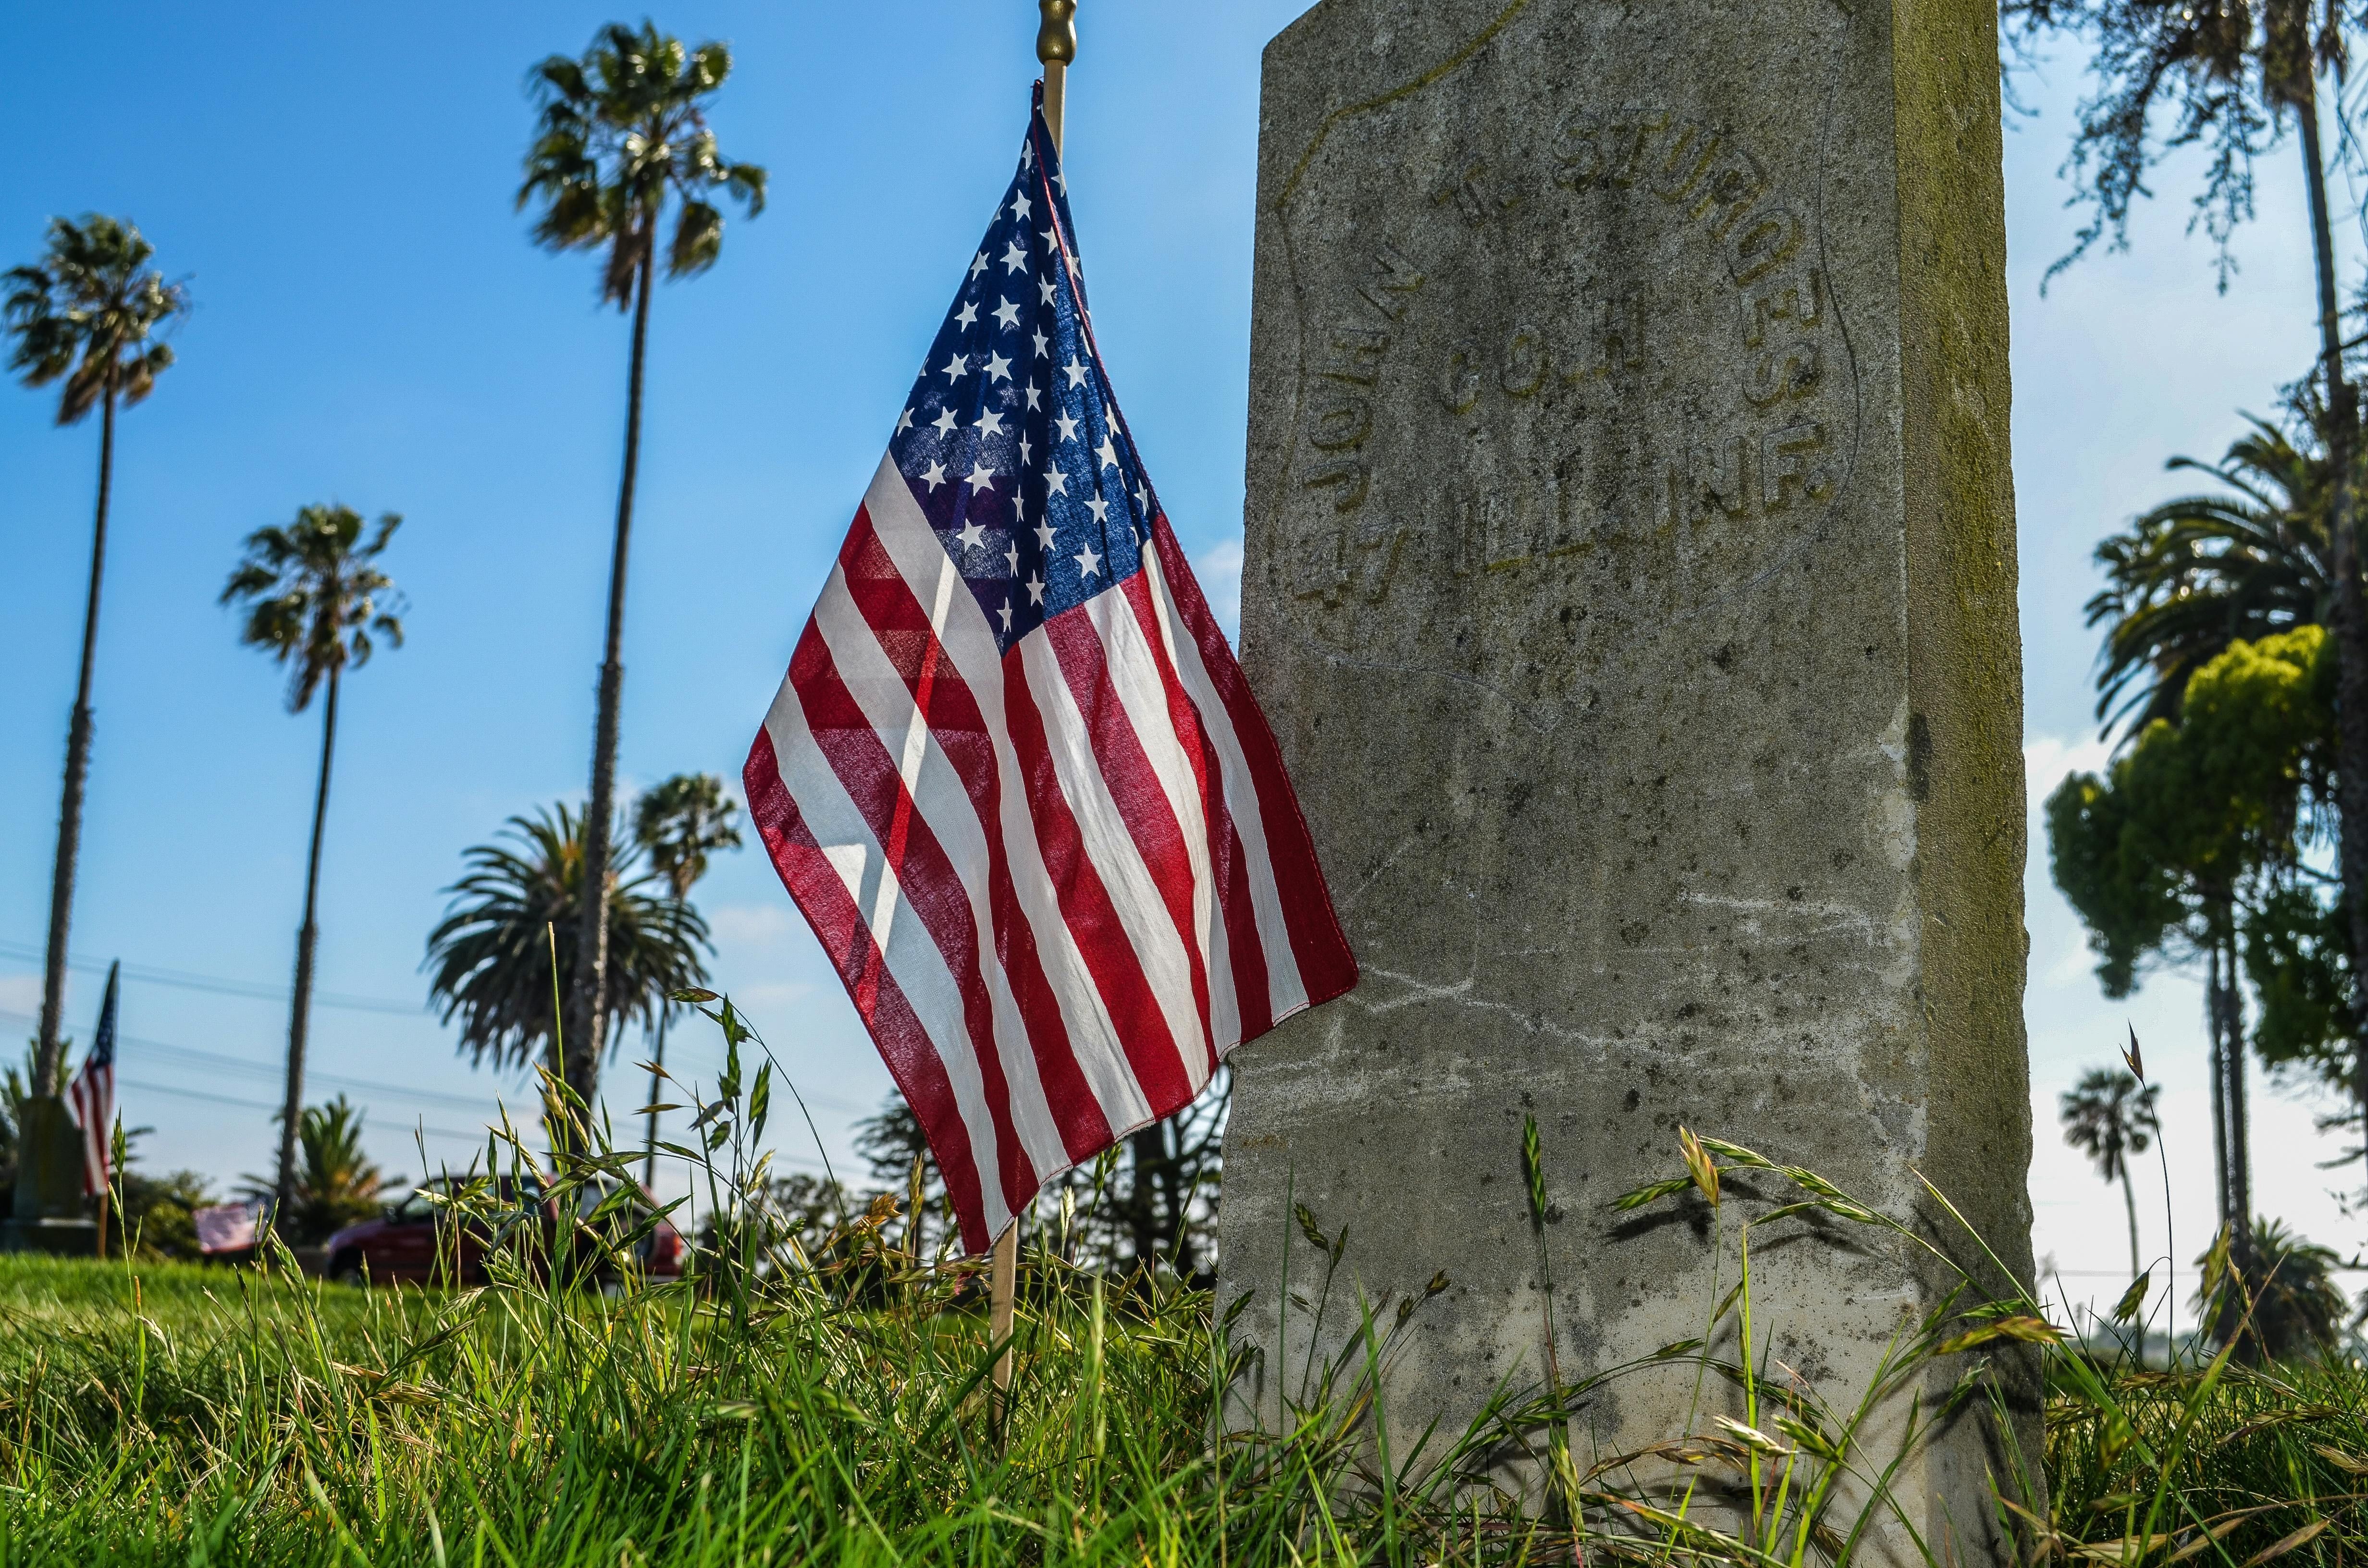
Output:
[{"xmin": 1, "ymin": 1129, "xmax": 2364, "ymax": 1567}]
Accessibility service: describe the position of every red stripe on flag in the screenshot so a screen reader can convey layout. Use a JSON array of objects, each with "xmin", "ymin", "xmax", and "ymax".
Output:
[
  {"xmin": 744, "ymin": 724, "xmax": 993, "ymax": 1249},
  {"xmin": 1000, "ymin": 648, "xmax": 1196, "ymax": 1114},
  {"xmin": 1039, "ymin": 608, "xmax": 1216, "ymax": 1087},
  {"xmin": 839, "ymin": 509, "xmax": 1113, "ymax": 1162},
  {"xmin": 788, "ymin": 619, "xmax": 1038, "ymax": 1219},
  {"xmin": 1146, "ymin": 516, "xmax": 1358, "ymax": 1005},
  {"xmin": 1119, "ymin": 572, "xmax": 1274, "ymax": 1042}
]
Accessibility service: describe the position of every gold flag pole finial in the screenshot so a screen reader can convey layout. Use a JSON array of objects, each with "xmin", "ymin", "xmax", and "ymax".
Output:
[{"xmin": 1037, "ymin": 0, "xmax": 1076, "ymax": 153}]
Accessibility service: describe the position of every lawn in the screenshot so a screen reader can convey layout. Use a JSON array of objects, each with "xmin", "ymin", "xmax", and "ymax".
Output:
[{"xmin": 1, "ymin": 1139, "xmax": 2365, "ymax": 1567}]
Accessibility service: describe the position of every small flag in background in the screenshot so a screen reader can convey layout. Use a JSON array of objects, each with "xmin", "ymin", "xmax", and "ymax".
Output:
[
  {"xmin": 66, "ymin": 961, "xmax": 119, "ymax": 1198},
  {"xmin": 746, "ymin": 88, "xmax": 1357, "ymax": 1255},
  {"xmin": 193, "ymin": 1201, "xmax": 263, "ymax": 1255}
]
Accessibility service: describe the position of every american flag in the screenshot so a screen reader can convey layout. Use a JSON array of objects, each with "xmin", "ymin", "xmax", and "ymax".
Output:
[
  {"xmin": 746, "ymin": 90, "xmax": 1357, "ymax": 1254},
  {"xmin": 67, "ymin": 960, "xmax": 118, "ymax": 1198}
]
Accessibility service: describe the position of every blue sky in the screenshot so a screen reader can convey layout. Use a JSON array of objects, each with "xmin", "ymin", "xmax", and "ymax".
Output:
[{"xmin": 0, "ymin": 1, "xmax": 2356, "ymax": 1316}]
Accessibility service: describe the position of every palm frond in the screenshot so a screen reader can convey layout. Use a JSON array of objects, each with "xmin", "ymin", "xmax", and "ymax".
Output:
[
  {"xmin": 426, "ymin": 805, "xmax": 712, "ymax": 1077},
  {"xmin": 222, "ymin": 505, "xmax": 407, "ymax": 713},
  {"xmin": 518, "ymin": 23, "xmax": 762, "ymax": 307},
  {"xmin": 2, "ymin": 215, "xmax": 188, "ymax": 425}
]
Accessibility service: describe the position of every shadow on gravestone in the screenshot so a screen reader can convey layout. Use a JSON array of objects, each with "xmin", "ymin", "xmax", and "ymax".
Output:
[{"xmin": 1219, "ymin": 0, "xmax": 2035, "ymax": 1557}]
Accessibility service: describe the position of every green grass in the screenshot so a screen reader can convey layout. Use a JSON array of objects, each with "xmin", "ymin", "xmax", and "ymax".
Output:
[
  {"xmin": 1, "ymin": 1240, "xmax": 2363, "ymax": 1568},
  {"xmin": 2, "ymin": 1029, "xmax": 2362, "ymax": 1568}
]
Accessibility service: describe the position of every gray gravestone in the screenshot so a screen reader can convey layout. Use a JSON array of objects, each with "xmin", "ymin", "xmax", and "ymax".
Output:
[{"xmin": 1221, "ymin": 0, "xmax": 2034, "ymax": 1552}]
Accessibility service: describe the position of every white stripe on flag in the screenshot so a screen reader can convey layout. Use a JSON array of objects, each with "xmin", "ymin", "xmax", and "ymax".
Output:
[
  {"xmin": 858, "ymin": 459, "xmax": 1157, "ymax": 1132},
  {"xmin": 809, "ymin": 564, "xmax": 1072, "ymax": 1180},
  {"xmin": 1139, "ymin": 543, "xmax": 1310, "ymax": 1023},
  {"xmin": 1017, "ymin": 630, "xmax": 1210, "ymax": 1083},
  {"xmin": 759, "ymin": 628, "xmax": 1016, "ymax": 1236},
  {"xmin": 1080, "ymin": 585, "xmax": 1236, "ymax": 1080}
]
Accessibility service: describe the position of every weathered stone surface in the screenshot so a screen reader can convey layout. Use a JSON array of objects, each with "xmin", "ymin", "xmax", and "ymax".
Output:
[{"xmin": 1221, "ymin": 0, "xmax": 2034, "ymax": 1553}]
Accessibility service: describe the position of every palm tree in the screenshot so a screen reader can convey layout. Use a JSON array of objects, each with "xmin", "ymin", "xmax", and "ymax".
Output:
[
  {"xmin": 2086, "ymin": 415, "xmax": 2339, "ymax": 735},
  {"xmin": 3, "ymin": 216, "xmax": 189, "ymax": 1097},
  {"xmin": 2080, "ymin": 414, "xmax": 2366, "ymax": 1229},
  {"xmin": 2060, "ymin": 1066, "xmax": 2162, "ymax": 1282},
  {"xmin": 518, "ymin": 23, "xmax": 765, "ymax": 1113},
  {"xmin": 2199, "ymin": 1215, "xmax": 2346, "ymax": 1363},
  {"xmin": 630, "ymin": 773, "xmax": 741, "ymax": 1187},
  {"xmin": 242, "ymin": 1096, "xmax": 388, "ymax": 1245},
  {"xmin": 2005, "ymin": 0, "xmax": 2368, "ymax": 1207},
  {"xmin": 424, "ymin": 805, "xmax": 711, "ymax": 1134},
  {"xmin": 222, "ymin": 506, "xmax": 404, "ymax": 1213}
]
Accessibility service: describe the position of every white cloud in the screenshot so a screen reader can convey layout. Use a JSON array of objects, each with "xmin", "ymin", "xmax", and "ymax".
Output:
[
  {"xmin": 734, "ymin": 980, "xmax": 819, "ymax": 1010},
  {"xmin": 2023, "ymin": 732, "xmax": 2112, "ymax": 809},
  {"xmin": 0, "ymin": 971, "xmax": 40, "ymax": 1017},
  {"xmin": 1194, "ymin": 537, "xmax": 1245, "ymax": 643},
  {"xmin": 704, "ymin": 903, "xmax": 798, "ymax": 947}
]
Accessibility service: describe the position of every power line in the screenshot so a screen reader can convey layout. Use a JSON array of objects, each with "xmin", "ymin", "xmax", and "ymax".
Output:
[
  {"xmin": 0, "ymin": 938, "xmax": 425, "ymax": 1016},
  {"xmin": 0, "ymin": 936, "xmax": 883, "ymax": 1121},
  {"xmin": 111, "ymin": 1077, "xmax": 493, "ymax": 1145},
  {"xmin": 0, "ymin": 1008, "xmax": 507, "ymax": 1116},
  {"xmin": 0, "ymin": 1009, "xmax": 838, "ymax": 1176}
]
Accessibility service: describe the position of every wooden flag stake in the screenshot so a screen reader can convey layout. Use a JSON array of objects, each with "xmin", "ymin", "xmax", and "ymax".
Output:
[
  {"xmin": 990, "ymin": 0, "xmax": 1075, "ymax": 1428},
  {"xmin": 989, "ymin": 1212, "xmax": 1019, "ymax": 1424}
]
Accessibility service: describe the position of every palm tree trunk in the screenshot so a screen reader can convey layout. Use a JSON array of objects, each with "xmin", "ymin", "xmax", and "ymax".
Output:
[
  {"xmin": 34, "ymin": 386, "xmax": 116, "ymax": 1091},
  {"xmin": 1126, "ymin": 1125, "xmax": 1165, "ymax": 1266},
  {"xmin": 276, "ymin": 667, "xmax": 341, "ymax": 1213},
  {"xmin": 2121, "ymin": 1168, "xmax": 2141, "ymax": 1283},
  {"xmin": 2221, "ymin": 931, "xmax": 2254, "ymax": 1262},
  {"xmin": 568, "ymin": 239, "xmax": 655, "ymax": 1115},
  {"xmin": 2206, "ymin": 944, "xmax": 2230, "ymax": 1235},
  {"xmin": 642, "ymin": 1004, "xmax": 666, "ymax": 1193},
  {"xmin": 2297, "ymin": 83, "xmax": 2368, "ymax": 1204}
]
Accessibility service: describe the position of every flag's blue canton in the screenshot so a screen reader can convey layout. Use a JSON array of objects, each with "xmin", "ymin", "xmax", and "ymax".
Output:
[{"xmin": 886, "ymin": 102, "xmax": 1159, "ymax": 655}]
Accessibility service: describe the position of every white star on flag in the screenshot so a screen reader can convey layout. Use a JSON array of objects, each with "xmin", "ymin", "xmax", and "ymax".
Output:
[
  {"xmin": 965, "ymin": 460, "xmax": 996, "ymax": 493},
  {"xmin": 919, "ymin": 460, "xmax": 948, "ymax": 491},
  {"xmin": 1073, "ymin": 542, "xmax": 1102, "ymax": 578}
]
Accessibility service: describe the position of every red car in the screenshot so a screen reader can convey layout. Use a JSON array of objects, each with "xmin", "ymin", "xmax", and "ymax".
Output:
[{"xmin": 324, "ymin": 1175, "xmax": 684, "ymax": 1286}]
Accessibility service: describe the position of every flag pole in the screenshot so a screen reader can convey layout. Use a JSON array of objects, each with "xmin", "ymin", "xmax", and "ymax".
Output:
[
  {"xmin": 991, "ymin": 0, "xmax": 1076, "ymax": 1430},
  {"xmin": 1037, "ymin": 0, "xmax": 1074, "ymax": 151}
]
